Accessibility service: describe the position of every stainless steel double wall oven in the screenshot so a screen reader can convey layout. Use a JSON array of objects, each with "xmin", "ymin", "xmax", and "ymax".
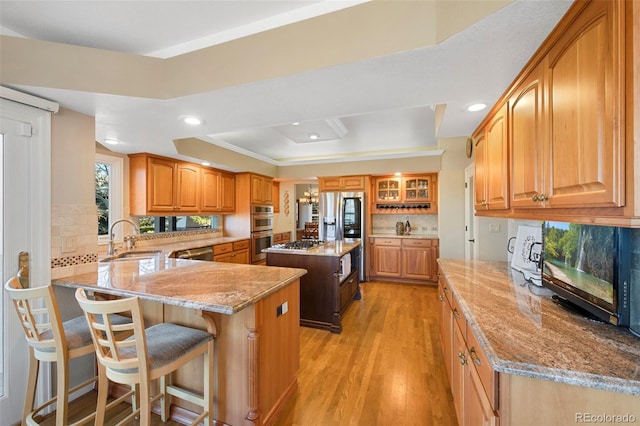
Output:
[{"xmin": 250, "ymin": 204, "xmax": 273, "ymax": 263}]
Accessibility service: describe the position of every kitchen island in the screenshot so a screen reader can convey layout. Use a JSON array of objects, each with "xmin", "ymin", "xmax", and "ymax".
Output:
[
  {"xmin": 52, "ymin": 258, "xmax": 307, "ymax": 426},
  {"xmin": 265, "ymin": 240, "xmax": 361, "ymax": 333}
]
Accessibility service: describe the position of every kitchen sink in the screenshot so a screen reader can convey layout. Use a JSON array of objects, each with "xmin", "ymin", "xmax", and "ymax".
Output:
[{"xmin": 100, "ymin": 250, "xmax": 163, "ymax": 262}]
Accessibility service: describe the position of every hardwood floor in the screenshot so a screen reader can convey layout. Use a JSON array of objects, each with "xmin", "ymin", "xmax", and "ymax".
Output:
[
  {"xmin": 37, "ymin": 281, "xmax": 456, "ymax": 426},
  {"xmin": 275, "ymin": 281, "xmax": 458, "ymax": 426}
]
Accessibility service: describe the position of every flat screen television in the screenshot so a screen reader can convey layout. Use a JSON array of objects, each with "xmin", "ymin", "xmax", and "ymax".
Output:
[{"xmin": 542, "ymin": 221, "xmax": 631, "ymax": 327}]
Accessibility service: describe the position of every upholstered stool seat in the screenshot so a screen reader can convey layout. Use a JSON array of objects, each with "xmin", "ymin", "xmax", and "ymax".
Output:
[{"xmin": 75, "ymin": 288, "xmax": 215, "ymax": 426}]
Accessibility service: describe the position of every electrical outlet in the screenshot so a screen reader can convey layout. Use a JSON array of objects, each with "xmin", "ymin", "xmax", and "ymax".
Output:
[{"xmin": 490, "ymin": 223, "xmax": 501, "ymax": 233}]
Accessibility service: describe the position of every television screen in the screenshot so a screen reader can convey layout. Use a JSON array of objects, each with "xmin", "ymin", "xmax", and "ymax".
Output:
[{"xmin": 542, "ymin": 221, "xmax": 617, "ymax": 313}]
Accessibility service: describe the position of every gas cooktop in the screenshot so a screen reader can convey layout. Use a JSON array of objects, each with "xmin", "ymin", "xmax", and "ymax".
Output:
[{"xmin": 271, "ymin": 240, "xmax": 325, "ymax": 251}]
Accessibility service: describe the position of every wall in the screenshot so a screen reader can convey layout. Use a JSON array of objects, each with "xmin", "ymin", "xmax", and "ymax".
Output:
[
  {"xmin": 437, "ymin": 137, "xmax": 468, "ymax": 259},
  {"xmin": 50, "ymin": 107, "xmax": 98, "ymax": 279}
]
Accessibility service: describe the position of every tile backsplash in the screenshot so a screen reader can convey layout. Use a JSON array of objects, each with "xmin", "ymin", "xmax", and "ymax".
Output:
[{"xmin": 371, "ymin": 214, "xmax": 438, "ymax": 235}]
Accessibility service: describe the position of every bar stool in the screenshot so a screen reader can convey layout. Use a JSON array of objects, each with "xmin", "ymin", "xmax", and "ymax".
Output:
[
  {"xmin": 4, "ymin": 277, "xmax": 130, "ymax": 426},
  {"xmin": 74, "ymin": 288, "xmax": 215, "ymax": 426}
]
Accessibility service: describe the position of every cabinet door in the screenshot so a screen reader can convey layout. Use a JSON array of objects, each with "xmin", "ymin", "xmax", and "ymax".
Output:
[
  {"xmin": 376, "ymin": 178, "xmax": 401, "ymax": 202},
  {"xmin": 511, "ymin": 63, "xmax": 548, "ymax": 209},
  {"xmin": 341, "ymin": 176, "xmax": 365, "ymax": 190},
  {"xmin": 373, "ymin": 245, "xmax": 401, "ymax": 277},
  {"xmin": 201, "ymin": 169, "xmax": 222, "ymax": 211},
  {"xmin": 220, "ymin": 173, "xmax": 235, "ymax": 212},
  {"xmin": 439, "ymin": 281, "xmax": 453, "ymax": 381},
  {"xmin": 403, "ymin": 176, "xmax": 432, "ymax": 202},
  {"xmin": 148, "ymin": 156, "xmax": 177, "ymax": 212},
  {"xmin": 251, "ymin": 175, "xmax": 273, "ymax": 204},
  {"xmin": 319, "ymin": 177, "xmax": 342, "ymax": 191},
  {"xmin": 546, "ymin": 0, "xmax": 624, "ymax": 208},
  {"xmin": 473, "ymin": 131, "xmax": 487, "ymax": 210},
  {"xmin": 232, "ymin": 249, "xmax": 249, "ymax": 264},
  {"xmin": 465, "ymin": 361, "xmax": 498, "ymax": 426},
  {"xmin": 451, "ymin": 320, "xmax": 467, "ymax": 426},
  {"xmin": 176, "ymin": 163, "xmax": 200, "ymax": 211},
  {"xmin": 485, "ymin": 104, "xmax": 509, "ymax": 210},
  {"xmin": 402, "ymin": 246, "xmax": 433, "ymax": 280}
]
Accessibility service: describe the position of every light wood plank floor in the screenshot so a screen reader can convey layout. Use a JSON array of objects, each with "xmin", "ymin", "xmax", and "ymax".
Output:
[
  {"xmin": 37, "ymin": 281, "xmax": 456, "ymax": 426},
  {"xmin": 275, "ymin": 281, "xmax": 458, "ymax": 426}
]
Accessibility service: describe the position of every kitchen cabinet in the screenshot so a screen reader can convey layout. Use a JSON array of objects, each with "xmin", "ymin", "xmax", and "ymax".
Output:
[
  {"xmin": 318, "ymin": 175, "xmax": 367, "ymax": 191},
  {"xmin": 129, "ymin": 153, "xmax": 201, "ymax": 215},
  {"xmin": 510, "ymin": 61, "xmax": 547, "ymax": 209},
  {"xmin": 272, "ymin": 181, "xmax": 280, "ymax": 213},
  {"xmin": 510, "ymin": 0, "xmax": 625, "ymax": 210},
  {"xmin": 370, "ymin": 237, "xmax": 438, "ymax": 283},
  {"xmin": 213, "ymin": 239, "xmax": 250, "ymax": 264},
  {"xmin": 201, "ymin": 168, "xmax": 235, "ymax": 213},
  {"xmin": 374, "ymin": 177, "xmax": 401, "ymax": 202},
  {"xmin": 439, "ymin": 272, "xmax": 498, "ymax": 426},
  {"xmin": 373, "ymin": 174, "xmax": 438, "ymax": 214},
  {"xmin": 273, "ymin": 232, "xmax": 291, "ymax": 245},
  {"xmin": 251, "ymin": 174, "xmax": 273, "ymax": 204},
  {"xmin": 474, "ymin": 103, "xmax": 509, "ymax": 211}
]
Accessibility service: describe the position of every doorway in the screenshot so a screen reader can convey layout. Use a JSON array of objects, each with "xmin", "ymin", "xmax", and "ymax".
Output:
[
  {"xmin": 464, "ymin": 164, "xmax": 476, "ymax": 261},
  {"xmin": 1, "ymin": 98, "xmax": 52, "ymax": 423}
]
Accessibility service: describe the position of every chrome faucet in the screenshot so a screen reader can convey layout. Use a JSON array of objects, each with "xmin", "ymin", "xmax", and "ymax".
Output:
[{"xmin": 107, "ymin": 219, "xmax": 140, "ymax": 256}]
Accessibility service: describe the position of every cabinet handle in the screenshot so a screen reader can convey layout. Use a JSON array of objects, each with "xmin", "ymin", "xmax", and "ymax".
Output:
[
  {"xmin": 458, "ymin": 351, "xmax": 467, "ymax": 365},
  {"xmin": 538, "ymin": 194, "xmax": 547, "ymax": 202},
  {"xmin": 469, "ymin": 346, "xmax": 482, "ymax": 366},
  {"xmin": 438, "ymin": 295, "xmax": 444, "ymax": 302},
  {"xmin": 452, "ymin": 307, "xmax": 461, "ymax": 319},
  {"xmin": 444, "ymin": 287, "xmax": 449, "ymax": 293},
  {"xmin": 531, "ymin": 194, "xmax": 539, "ymax": 202}
]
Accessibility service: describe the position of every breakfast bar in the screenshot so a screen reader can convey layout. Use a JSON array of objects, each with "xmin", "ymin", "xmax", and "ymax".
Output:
[{"xmin": 52, "ymin": 257, "xmax": 307, "ymax": 426}]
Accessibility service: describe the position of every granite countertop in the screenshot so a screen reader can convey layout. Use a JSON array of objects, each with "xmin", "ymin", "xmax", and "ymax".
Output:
[
  {"xmin": 127, "ymin": 235, "xmax": 250, "ymax": 260},
  {"xmin": 369, "ymin": 233, "xmax": 439, "ymax": 239},
  {"xmin": 52, "ymin": 258, "xmax": 306, "ymax": 315},
  {"xmin": 264, "ymin": 239, "xmax": 361, "ymax": 257},
  {"xmin": 437, "ymin": 259, "xmax": 640, "ymax": 396}
]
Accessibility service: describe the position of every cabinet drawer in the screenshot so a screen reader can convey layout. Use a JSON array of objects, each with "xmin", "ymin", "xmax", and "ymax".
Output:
[
  {"xmin": 402, "ymin": 239, "xmax": 433, "ymax": 248},
  {"xmin": 466, "ymin": 324, "xmax": 498, "ymax": 409},
  {"xmin": 233, "ymin": 240, "xmax": 250, "ymax": 251},
  {"xmin": 213, "ymin": 243, "xmax": 233, "ymax": 255},
  {"xmin": 373, "ymin": 238, "xmax": 401, "ymax": 247}
]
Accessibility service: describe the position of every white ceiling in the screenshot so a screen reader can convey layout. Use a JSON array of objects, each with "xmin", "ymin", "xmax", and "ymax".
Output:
[{"xmin": 0, "ymin": 0, "xmax": 573, "ymax": 168}]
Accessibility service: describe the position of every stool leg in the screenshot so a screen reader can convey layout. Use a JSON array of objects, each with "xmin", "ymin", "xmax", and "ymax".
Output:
[
  {"xmin": 160, "ymin": 374, "xmax": 169, "ymax": 421},
  {"xmin": 23, "ymin": 349, "xmax": 38, "ymax": 426},
  {"xmin": 205, "ymin": 340, "xmax": 215, "ymax": 425},
  {"xmin": 55, "ymin": 356, "xmax": 69, "ymax": 426},
  {"xmin": 139, "ymin": 380, "xmax": 151, "ymax": 425},
  {"xmin": 94, "ymin": 363, "xmax": 108, "ymax": 426}
]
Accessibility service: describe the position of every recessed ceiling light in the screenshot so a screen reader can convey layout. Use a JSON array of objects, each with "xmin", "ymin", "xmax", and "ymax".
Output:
[
  {"xmin": 292, "ymin": 122, "xmax": 300, "ymax": 126},
  {"xmin": 201, "ymin": 162, "xmax": 211, "ymax": 166},
  {"xmin": 467, "ymin": 103, "xmax": 487, "ymax": 112},
  {"xmin": 104, "ymin": 138, "xmax": 119, "ymax": 145},
  {"xmin": 183, "ymin": 116, "xmax": 203, "ymax": 125},
  {"xmin": 308, "ymin": 132, "xmax": 319, "ymax": 140},
  {"xmin": 394, "ymin": 172, "xmax": 402, "ymax": 176}
]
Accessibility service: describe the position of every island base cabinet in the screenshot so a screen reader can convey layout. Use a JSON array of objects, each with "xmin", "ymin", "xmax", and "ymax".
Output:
[
  {"xmin": 161, "ymin": 279, "xmax": 300, "ymax": 426},
  {"xmin": 500, "ymin": 374, "xmax": 640, "ymax": 426}
]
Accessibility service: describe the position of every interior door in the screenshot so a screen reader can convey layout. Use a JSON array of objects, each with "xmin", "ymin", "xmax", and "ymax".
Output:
[
  {"xmin": 0, "ymin": 99, "xmax": 52, "ymax": 424},
  {"xmin": 465, "ymin": 164, "xmax": 476, "ymax": 260}
]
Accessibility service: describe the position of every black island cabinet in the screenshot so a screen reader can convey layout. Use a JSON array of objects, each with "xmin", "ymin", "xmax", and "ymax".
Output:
[{"xmin": 266, "ymin": 241, "xmax": 361, "ymax": 333}]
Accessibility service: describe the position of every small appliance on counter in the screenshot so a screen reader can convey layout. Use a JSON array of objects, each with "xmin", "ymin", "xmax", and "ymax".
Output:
[{"xmin": 509, "ymin": 224, "xmax": 543, "ymax": 288}]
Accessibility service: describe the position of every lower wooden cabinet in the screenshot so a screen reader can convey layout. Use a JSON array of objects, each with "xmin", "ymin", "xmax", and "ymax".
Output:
[
  {"xmin": 213, "ymin": 240, "xmax": 250, "ymax": 264},
  {"xmin": 439, "ymin": 273, "xmax": 498, "ymax": 426},
  {"xmin": 370, "ymin": 237, "xmax": 438, "ymax": 283}
]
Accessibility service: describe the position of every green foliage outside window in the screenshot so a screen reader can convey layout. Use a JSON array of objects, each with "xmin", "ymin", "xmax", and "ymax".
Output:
[{"xmin": 96, "ymin": 162, "xmax": 109, "ymax": 235}]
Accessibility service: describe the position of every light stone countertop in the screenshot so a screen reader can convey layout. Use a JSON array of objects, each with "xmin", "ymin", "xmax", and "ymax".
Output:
[
  {"xmin": 52, "ymin": 258, "xmax": 306, "ymax": 315},
  {"xmin": 264, "ymin": 239, "xmax": 361, "ymax": 257},
  {"xmin": 130, "ymin": 236, "xmax": 250, "ymax": 260},
  {"xmin": 438, "ymin": 259, "xmax": 640, "ymax": 396}
]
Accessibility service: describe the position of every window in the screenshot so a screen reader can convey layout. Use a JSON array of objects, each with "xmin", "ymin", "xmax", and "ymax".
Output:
[
  {"xmin": 95, "ymin": 153, "xmax": 123, "ymax": 244},
  {"xmin": 137, "ymin": 215, "xmax": 220, "ymax": 234}
]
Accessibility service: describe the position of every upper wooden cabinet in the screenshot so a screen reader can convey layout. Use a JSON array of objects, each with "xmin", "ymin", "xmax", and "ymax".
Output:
[
  {"xmin": 403, "ymin": 176, "xmax": 433, "ymax": 203},
  {"xmin": 545, "ymin": 0, "xmax": 625, "ymax": 208},
  {"xmin": 272, "ymin": 181, "xmax": 280, "ymax": 213},
  {"xmin": 250, "ymin": 174, "xmax": 273, "ymax": 204},
  {"xmin": 374, "ymin": 177, "xmax": 401, "ymax": 202},
  {"xmin": 318, "ymin": 175, "xmax": 366, "ymax": 191},
  {"xmin": 130, "ymin": 154, "xmax": 201, "ymax": 215},
  {"xmin": 129, "ymin": 153, "xmax": 235, "ymax": 216},
  {"xmin": 474, "ymin": 103, "xmax": 509, "ymax": 211},
  {"xmin": 510, "ymin": 62, "xmax": 548, "ymax": 209},
  {"xmin": 201, "ymin": 169, "xmax": 235, "ymax": 213}
]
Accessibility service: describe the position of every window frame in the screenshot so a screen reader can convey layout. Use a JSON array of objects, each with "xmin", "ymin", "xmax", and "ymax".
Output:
[{"xmin": 96, "ymin": 153, "xmax": 124, "ymax": 245}]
